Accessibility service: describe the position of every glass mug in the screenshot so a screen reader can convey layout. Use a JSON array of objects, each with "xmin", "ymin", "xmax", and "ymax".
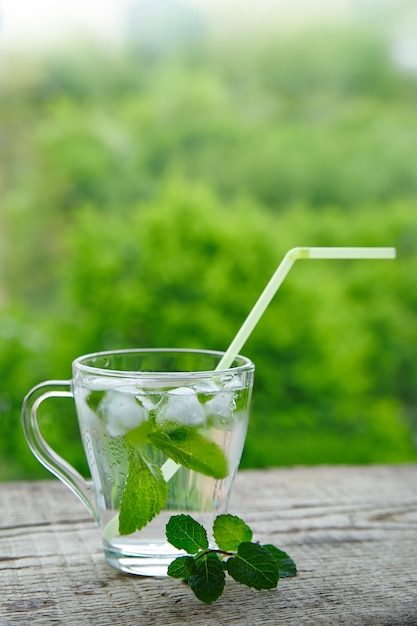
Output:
[{"xmin": 22, "ymin": 349, "xmax": 254, "ymax": 576}]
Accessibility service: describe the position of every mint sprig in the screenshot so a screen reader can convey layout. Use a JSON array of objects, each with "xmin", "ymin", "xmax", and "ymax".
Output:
[{"xmin": 166, "ymin": 513, "xmax": 297, "ymax": 603}]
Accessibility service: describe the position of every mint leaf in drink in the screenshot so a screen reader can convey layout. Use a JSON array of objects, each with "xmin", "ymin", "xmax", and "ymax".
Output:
[
  {"xmin": 125, "ymin": 419, "xmax": 154, "ymax": 446},
  {"xmin": 263, "ymin": 544, "xmax": 297, "ymax": 578},
  {"xmin": 234, "ymin": 387, "xmax": 250, "ymax": 412},
  {"xmin": 189, "ymin": 553, "xmax": 226, "ymax": 604},
  {"xmin": 166, "ymin": 514, "xmax": 209, "ymax": 553},
  {"xmin": 86, "ymin": 390, "xmax": 105, "ymax": 413},
  {"xmin": 226, "ymin": 542, "xmax": 278, "ymax": 590},
  {"xmin": 118, "ymin": 451, "xmax": 167, "ymax": 535},
  {"xmin": 213, "ymin": 514, "xmax": 253, "ymax": 551},
  {"xmin": 149, "ymin": 423, "xmax": 228, "ymax": 479},
  {"xmin": 167, "ymin": 555, "xmax": 196, "ymax": 579}
]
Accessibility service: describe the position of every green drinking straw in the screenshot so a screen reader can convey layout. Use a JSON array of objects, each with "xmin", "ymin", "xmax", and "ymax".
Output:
[
  {"xmin": 161, "ymin": 246, "xmax": 396, "ymax": 482},
  {"xmin": 215, "ymin": 246, "xmax": 396, "ymax": 371}
]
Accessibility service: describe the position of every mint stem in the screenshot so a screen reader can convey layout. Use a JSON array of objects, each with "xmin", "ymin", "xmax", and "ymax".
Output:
[{"xmin": 195, "ymin": 548, "xmax": 234, "ymax": 561}]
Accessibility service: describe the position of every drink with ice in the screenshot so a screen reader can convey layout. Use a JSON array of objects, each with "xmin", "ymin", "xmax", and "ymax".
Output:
[
  {"xmin": 22, "ymin": 247, "xmax": 394, "ymax": 578},
  {"xmin": 72, "ymin": 349, "xmax": 254, "ymax": 575}
]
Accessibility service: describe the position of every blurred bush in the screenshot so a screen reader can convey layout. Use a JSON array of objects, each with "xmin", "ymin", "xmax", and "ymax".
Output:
[{"xmin": 1, "ymin": 17, "xmax": 417, "ymax": 479}]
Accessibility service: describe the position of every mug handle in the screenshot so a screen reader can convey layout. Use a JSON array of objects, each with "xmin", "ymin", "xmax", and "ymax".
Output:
[{"xmin": 22, "ymin": 381, "xmax": 98, "ymax": 522}]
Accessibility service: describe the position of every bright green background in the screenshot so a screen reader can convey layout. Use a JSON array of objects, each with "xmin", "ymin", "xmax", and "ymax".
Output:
[{"xmin": 1, "ymin": 16, "xmax": 417, "ymax": 479}]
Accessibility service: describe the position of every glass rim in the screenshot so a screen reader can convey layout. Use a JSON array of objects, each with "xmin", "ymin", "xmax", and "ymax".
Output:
[{"xmin": 73, "ymin": 348, "xmax": 255, "ymax": 379}]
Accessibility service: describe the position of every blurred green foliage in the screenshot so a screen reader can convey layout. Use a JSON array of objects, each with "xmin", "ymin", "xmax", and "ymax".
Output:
[{"xmin": 1, "ymin": 19, "xmax": 417, "ymax": 479}]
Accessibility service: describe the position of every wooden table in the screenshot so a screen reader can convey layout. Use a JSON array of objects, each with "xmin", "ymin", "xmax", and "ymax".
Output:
[{"xmin": 1, "ymin": 465, "xmax": 416, "ymax": 625}]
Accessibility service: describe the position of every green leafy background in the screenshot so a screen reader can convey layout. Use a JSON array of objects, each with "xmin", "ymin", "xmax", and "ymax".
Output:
[{"xmin": 1, "ymin": 7, "xmax": 417, "ymax": 479}]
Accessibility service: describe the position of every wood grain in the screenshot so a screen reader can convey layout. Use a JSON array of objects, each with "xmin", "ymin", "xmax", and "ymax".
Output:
[{"xmin": 1, "ymin": 465, "xmax": 416, "ymax": 625}]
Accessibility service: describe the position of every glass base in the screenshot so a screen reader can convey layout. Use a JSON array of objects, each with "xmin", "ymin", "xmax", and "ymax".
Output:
[{"xmin": 104, "ymin": 541, "xmax": 182, "ymax": 577}]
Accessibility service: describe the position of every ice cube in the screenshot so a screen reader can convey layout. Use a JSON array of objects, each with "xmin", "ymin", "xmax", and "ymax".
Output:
[
  {"xmin": 220, "ymin": 373, "xmax": 245, "ymax": 391},
  {"xmin": 76, "ymin": 387, "xmax": 103, "ymax": 431},
  {"xmin": 156, "ymin": 386, "xmax": 206, "ymax": 426},
  {"xmin": 204, "ymin": 391, "xmax": 235, "ymax": 420},
  {"xmin": 135, "ymin": 391, "xmax": 159, "ymax": 411},
  {"xmin": 100, "ymin": 390, "xmax": 147, "ymax": 437},
  {"xmin": 191, "ymin": 379, "xmax": 219, "ymax": 394}
]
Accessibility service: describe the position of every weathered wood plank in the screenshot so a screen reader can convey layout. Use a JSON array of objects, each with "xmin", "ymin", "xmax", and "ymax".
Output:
[{"xmin": 1, "ymin": 465, "xmax": 416, "ymax": 625}]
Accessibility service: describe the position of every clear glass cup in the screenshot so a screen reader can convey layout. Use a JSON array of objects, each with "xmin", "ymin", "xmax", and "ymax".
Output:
[{"xmin": 22, "ymin": 348, "xmax": 254, "ymax": 576}]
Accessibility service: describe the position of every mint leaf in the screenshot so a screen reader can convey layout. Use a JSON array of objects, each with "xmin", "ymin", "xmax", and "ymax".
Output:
[
  {"xmin": 166, "ymin": 514, "xmax": 209, "ymax": 554},
  {"xmin": 124, "ymin": 419, "xmax": 153, "ymax": 446},
  {"xmin": 167, "ymin": 555, "xmax": 196, "ymax": 579},
  {"xmin": 263, "ymin": 544, "xmax": 297, "ymax": 578},
  {"xmin": 189, "ymin": 553, "xmax": 225, "ymax": 604},
  {"xmin": 227, "ymin": 542, "xmax": 278, "ymax": 590},
  {"xmin": 86, "ymin": 390, "xmax": 105, "ymax": 413},
  {"xmin": 149, "ymin": 423, "xmax": 228, "ymax": 479},
  {"xmin": 118, "ymin": 451, "xmax": 167, "ymax": 535},
  {"xmin": 234, "ymin": 388, "xmax": 250, "ymax": 412},
  {"xmin": 213, "ymin": 514, "xmax": 253, "ymax": 551}
]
